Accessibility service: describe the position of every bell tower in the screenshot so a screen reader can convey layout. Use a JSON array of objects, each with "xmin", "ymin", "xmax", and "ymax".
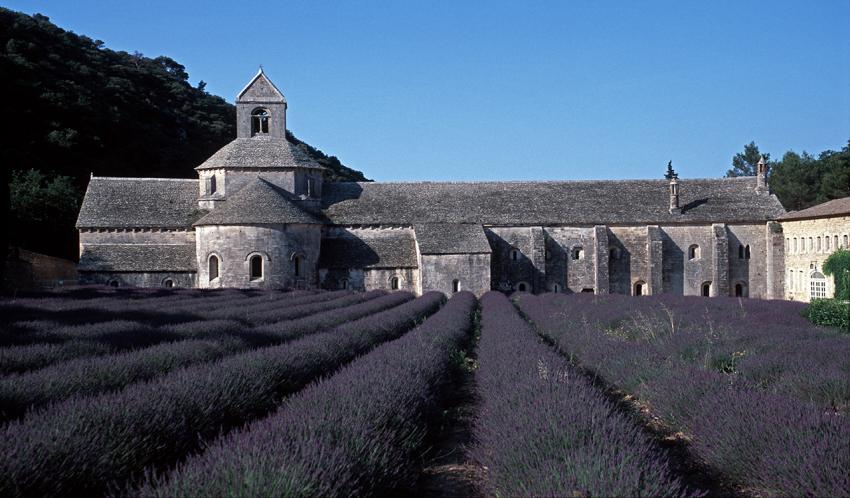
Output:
[{"xmin": 236, "ymin": 68, "xmax": 287, "ymax": 139}]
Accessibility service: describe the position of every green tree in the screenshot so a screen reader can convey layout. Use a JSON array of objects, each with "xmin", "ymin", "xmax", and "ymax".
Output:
[
  {"xmin": 9, "ymin": 169, "xmax": 80, "ymax": 256},
  {"xmin": 726, "ymin": 141, "xmax": 769, "ymax": 177},
  {"xmin": 819, "ymin": 140, "xmax": 850, "ymax": 201},
  {"xmin": 769, "ymin": 151, "xmax": 823, "ymax": 211},
  {"xmin": 823, "ymin": 248, "xmax": 850, "ymax": 301}
]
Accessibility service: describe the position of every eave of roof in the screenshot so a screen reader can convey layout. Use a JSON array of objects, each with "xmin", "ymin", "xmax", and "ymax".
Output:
[
  {"xmin": 194, "ymin": 177, "xmax": 322, "ymax": 226},
  {"xmin": 321, "ymin": 177, "xmax": 786, "ymax": 226},
  {"xmin": 76, "ymin": 177, "xmax": 200, "ymax": 229},
  {"xmin": 779, "ymin": 196, "xmax": 850, "ymax": 221},
  {"xmin": 195, "ymin": 137, "xmax": 325, "ymax": 171},
  {"xmin": 78, "ymin": 244, "xmax": 197, "ymax": 272}
]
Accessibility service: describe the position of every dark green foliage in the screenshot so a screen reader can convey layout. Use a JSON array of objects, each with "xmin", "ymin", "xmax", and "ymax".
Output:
[
  {"xmin": 804, "ymin": 299, "xmax": 850, "ymax": 332},
  {"xmin": 9, "ymin": 169, "xmax": 80, "ymax": 256},
  {"xmin": 0, "ymin": 8, "xmax": 368, "ymax": 259},
  {"xmin": 822, "ymin": 248, "xmax": 850, "ymax": 301},
  {"xmin": 726, "ymin": 141, "xmax": 768, "ymax": 177},
  {"xmin": 287, "ymin": 130, "xmax": 371, "ymax": 182},
  {"xmin": 728, "ymin": 140, "xmax": 850, "ymax": 211}
]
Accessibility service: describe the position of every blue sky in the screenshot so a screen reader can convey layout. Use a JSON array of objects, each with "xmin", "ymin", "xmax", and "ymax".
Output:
[{"xmin": 6, "ymin": 1, "xmax": 849, "ymax": 181}]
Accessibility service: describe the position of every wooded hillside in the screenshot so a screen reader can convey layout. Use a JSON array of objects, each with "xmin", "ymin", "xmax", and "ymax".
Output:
[{"xmin": 0, "ymin": 8, "xmax": 368, "ymax": 261}]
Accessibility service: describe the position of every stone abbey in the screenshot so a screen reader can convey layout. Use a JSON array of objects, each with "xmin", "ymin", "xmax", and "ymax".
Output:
[{"xmin": 77, "ymin": 70, "xmax": 794, "ymax": 298}]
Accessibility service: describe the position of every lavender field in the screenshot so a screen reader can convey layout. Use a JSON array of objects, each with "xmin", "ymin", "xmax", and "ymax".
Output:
[{"xmin": 0, "ymin": 288, "xmax": 847, "ymax": 497}]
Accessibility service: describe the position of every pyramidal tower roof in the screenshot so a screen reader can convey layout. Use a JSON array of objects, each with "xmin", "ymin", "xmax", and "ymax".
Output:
[{"xmin": 236, "ymin": 67, "xmax": 286, "ymax": 103}]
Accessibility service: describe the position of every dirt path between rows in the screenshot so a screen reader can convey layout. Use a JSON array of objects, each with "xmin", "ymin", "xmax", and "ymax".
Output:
[{"xmin": 410, "ymin": 356, "xmax": 487, "ymax": 498}]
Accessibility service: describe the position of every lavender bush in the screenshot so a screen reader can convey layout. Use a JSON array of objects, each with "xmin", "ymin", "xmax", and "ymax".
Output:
[
  {"xmin": 472, "ymin": 292, "xmax": 694, "ymax": 498},
  {"xmin": 140, "ymin": 291, "xmax": 476, "ymax": 497},
  {"xmin": 0, "ymin": 292, "xmax": 443, "ymax": 497},
  {"xmin": 0, "ymin": 340, "xmax": 113, "ymax": 375},
  {"xmin": 517, "ymin": 293, "xmax": 850, "ymax": 497},
  {"xmin": 0, "ymin": 337, "xmax": 247, "ymax": 422}
]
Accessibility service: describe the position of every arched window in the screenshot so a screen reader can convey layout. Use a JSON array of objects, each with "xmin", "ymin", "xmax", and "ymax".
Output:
[
  {"xmin": 808, "ymin": 237, "xmax": 813, "ymax": 252},
  {"xmin": 810, "ymin": 271, "xmax": 827, "ymax": 299},
  {"xmin": 552, "ymin": 283, "xmax": 561, "ymax": 293},
  {"xmin": 509, "ymin": 248, "xmax": 519, "ymax": 261},
  {"xmin": 390, "ymin": 276, "xmax": 400, "ymax": 290},
  {"xmin": 163, "ymin": 278, "xmax": 174, "ymax": 289},
  {"xmin": 340, "ymin": 278, "xmax": 349, "ymax": 290},
  {"xmin": 251, "ymin": 108, "xmax": 270, "ymax": 135},
  {"xmin": 209, "ymin": 175, "xmax": 217, "ymax": 195},
  {"xmin": 702, "ymin": 281, "xmax": 712, "ymax": 297},
  {"xmin": 209, "ymin": 255, "xmax": 220, "ymax": 281},
  {"xmin": 516, "ymin": 282, "xmax": 529, "ymax": 292},
  {"xmin": 817, "ymin": 237, "xmax": 821, "ymax": 252},
  {"xmin": 633, "ymin": 281, "xmax": 645, "ymax": 296},
  {"xmin": 452, "ymin": 279, "xmax": 461, "ymax": 293},
  {"xmin": 571, "ymin": 247, "xmax": 584, "ymax": 260},
  {"xmin": 734, "ymin": 281, "xmax": 748, "ymax": 298},
  {"xmin": 250, "ymin": 255, "xmax": 263, "ymax": 280},
  {"xmin": 785, "ymin": 238, "xmax": 790, "ymax": 252},
  {"xmin": 688, "ymin": 244, "xmax": 700, "ymax": 260},
  {"xmin": 744, "ymin": 245, "xmax": 751, "ymax": 259},
  {"xmin": 306, "ymin": 178, "xmax": 316, "ymax": 198},
  {"xmin": 293, "ymin": 254, "xmax": 303, "ymax": 278},
  {"xmin": 844, "ymin": 235, "xmax": 849, "ymax": 248},
  {"xmin": 793, "ymin": 238, "xmax": 797, "ymax": 252},
  {"xmin": 835, "ymin": 235, "xmax": 839, "ymax": 249},
  {"xmin": 788, "ymin": 270, "xmax": 794, "ymax": 291},
  {"xmin": 826, "ymin": 236, "xmax": 831, "ymax": 251}
]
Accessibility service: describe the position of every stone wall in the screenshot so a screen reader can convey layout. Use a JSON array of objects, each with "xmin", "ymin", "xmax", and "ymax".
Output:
[
  {"xmin": 421, "ymin": 253, "xmax": 491, "ymax": 296},
  {"xmin": 659, "ymin": 225, "xmax": 716, "ymax": 296},
  {"xmin": 79, "ymin": 229, "xmax": 195, "ymax": 246},
  {"xmin": 195, "ymin": 224, "xmax": 320, "ymax": 289},
  {"xmin": 543, "ymin": 227, "xmax": 597, "ymax": 293},
  {"xmin": 781, "ymin": 215, "xmax": 850, "ymax": 301},
  {"xmin": 486, "ymin": 227, "xmax": 543, "ymax": 292},
  {"xmin": 4, "ymin": 248, "xmax": 78, "ymax": 292},
  {"xmin": 607, "ymin": 226, "xmax": 649, "ymax": 295},
  {"xmin": 79, "ymin": 271, "xmax": 196, "ymax": 288}
]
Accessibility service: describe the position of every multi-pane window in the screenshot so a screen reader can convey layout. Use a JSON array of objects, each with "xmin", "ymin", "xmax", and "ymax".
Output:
[{"xmin": 810, "ymin": 272, "xmax": 827, "ymax": 299}]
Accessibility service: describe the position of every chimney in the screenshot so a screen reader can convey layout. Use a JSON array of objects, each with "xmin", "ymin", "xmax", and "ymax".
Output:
[
  {"xmin": 756, "ymin": 155, "xmax": 769, "ymax": 193},
  {"xmin": 665, "ymin": 161, "xmax": 680, "ymax": 214}
]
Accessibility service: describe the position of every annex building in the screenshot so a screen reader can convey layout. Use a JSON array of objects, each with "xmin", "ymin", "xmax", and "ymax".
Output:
[
  {"xmin": 780, "ymin": 197, "xmax": 850, "ymax": 302},
  {"xmin": 76, "ymin": 70, "xmax": 789, "ymax": 298}
]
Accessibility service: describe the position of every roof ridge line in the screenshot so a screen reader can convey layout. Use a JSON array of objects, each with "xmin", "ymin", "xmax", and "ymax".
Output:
[{"xmin": 91, "ymin": 177, "xmax": 197, "ymax": 182}]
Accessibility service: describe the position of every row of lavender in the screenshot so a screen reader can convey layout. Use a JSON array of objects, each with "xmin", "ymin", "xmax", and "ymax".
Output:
[
  {"xmin": 0, "ymin": 291, "xmax": 415, "ymax": 422},
  {"xmin": 138, "ymin": 291, "xmax": 477, "ymax": 497},
  {"xmin": 472, "ymin": 292, "xmax": 697, "ymax": 497},
  {"xmin": 0, "ymin": 291, "xmax": 444, "ymax": 496},
  {"xmin": 516, "ymin": 293, "xmax": 850, "ymax": 497},
  {"xmin": 0, "ymin": 289, "xmax": 386, "ymax": 375}
]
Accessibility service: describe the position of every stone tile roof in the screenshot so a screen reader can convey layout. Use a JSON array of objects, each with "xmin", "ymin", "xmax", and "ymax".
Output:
[
  {"xmin": 321, "ymin": 177, "xmax": 786, "ymax": 225},
  {"xmin": 195, "ymin": 137, "xmax": 324, "ymax": 171},
  {"xmin": 78, "ymin": 244, "xmax": 196, "ymax": 272},
  {"xmin": 194, "ymin": 177, "xmax": 322, "ymax": 226},
  {"xmin": 779, "ymin": 196, "xmax": 850, "ymax": 221},
  {"xmin": 319, "ymin": 233, "xmax": 418, "ymax": 269},
  {"xmin": 76, "ymin": 178, "xmax": 201, "ymax": 229},
  {"xmin": 414, "ymin": 223, "xmax": 492, "ymax": 254}
]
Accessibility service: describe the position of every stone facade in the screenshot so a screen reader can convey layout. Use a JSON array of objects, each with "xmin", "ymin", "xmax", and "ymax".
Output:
[
  {"xmin": 76, "ymin": 70, "xmax": 794, "ymax": 298},
  {"xmin": 780, "ymin": 203, "xmax": 850, "ymax": 301}
]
